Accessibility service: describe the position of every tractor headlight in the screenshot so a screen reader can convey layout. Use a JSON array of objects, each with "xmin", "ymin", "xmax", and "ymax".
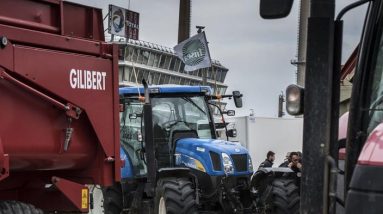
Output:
[
  {"xmin": 248, "ymin": 156, "xmax": 253, "ymax": 172},
  {"xmin": 222, "ymin": 153, "xmax": 234, "ymax": 174},
  {"xmin": 175, "ymin": 153, "xmax": 206, "ymax": 172}
]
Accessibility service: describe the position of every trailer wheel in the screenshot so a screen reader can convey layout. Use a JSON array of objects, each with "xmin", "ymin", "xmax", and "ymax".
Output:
[
  {"xmin": 0, "ymin": 201, "xmax": 43, "ymax": 214},
  {"xmin": 103, "ymin": 183, "xmax": 123, "ymax": 214},
  {"xmin": 261, "ymin": 178, "xmax": 300, "ymax": 214},
  {"xmin": 155, "ymin": 177, "xmax": 197, "ymax": 214}
]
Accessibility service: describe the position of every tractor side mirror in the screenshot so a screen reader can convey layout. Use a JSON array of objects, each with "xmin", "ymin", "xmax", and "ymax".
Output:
[
  {"xmin": 227, "ymin": 129, "xmax": 237, "ymax": 138},
  {"xmin": 129, "ymin": 113, "xmax": 142, "ymax": 119},
  {"xmin": 232, "ymin": 91, "xmax": 243, "ymax": 108},
  {"xmin": 225, "ymin": 110, "xmax": 236, "ymax": 116},
  {"xmin": 129, "ymin": 114, "xmax": 137, "ymax": 119},
  {"xmin": 286, "ymin": 84, "xmax": 304, "ymax": 115},
  {"xmin": 260, "ymin": 0, "xmax": 294, "ymax": 19}
]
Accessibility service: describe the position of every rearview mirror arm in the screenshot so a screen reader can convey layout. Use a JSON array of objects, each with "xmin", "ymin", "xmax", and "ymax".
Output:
[
  {"xmin": 207, "ymin": 93, "xmax": 243, "ymax": 100},
  {"xmin": 208, "ymin": 102, "xmax": 229, "ymax": 141},
  {"xmin": 207, "ymin": 94, "xmax": 233, "ymax": 100}
]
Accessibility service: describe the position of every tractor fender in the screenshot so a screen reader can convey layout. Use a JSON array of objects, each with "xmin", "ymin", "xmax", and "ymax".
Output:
[
  {"xmin": 157, "ymin": 167, "xmax": 192, "ymax": 179},
  {"xmin": 251, "ymin": 167, "xmax": 295, "ymax": 188},
  {"xmin": 120, "ymin": 147, "xmax": 134, "ymax": 179}
]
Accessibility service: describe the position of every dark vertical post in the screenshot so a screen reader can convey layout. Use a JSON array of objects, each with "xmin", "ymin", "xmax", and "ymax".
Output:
[
  {"xmin": 302, "ymin": 0, "xmax": 335, "ymax": 213},
  {"xmin": 178, "ymin": 0, "xmax": 191, "ymax": 43},
  {"xmin": 142, "ymin": 80, "xmax": 156, "ymax": 196}
]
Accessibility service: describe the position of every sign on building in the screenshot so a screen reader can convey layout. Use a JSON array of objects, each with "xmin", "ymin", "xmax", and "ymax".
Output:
[
  {"xmin": 108, "ymin": 5, "xmax": 126, "ymax": 37},
  {"xmin": 108, "ymin": 5, "xmax": 140, "ymax": 40},
  {"xmin": 126, "ymin": 10, "xmax": 139, "ymax": 40}
]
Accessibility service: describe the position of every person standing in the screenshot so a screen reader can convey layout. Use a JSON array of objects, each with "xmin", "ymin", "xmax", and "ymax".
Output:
[
  {"xmin": 258, "ymin": 151, "xmax": 275, "ymax": 169},
  {"xmin": 288, "ymin": 152, "xmax": 302, "ymax": 173},
  {"xmin": 279, "ymin": 152, "xmax": 291, "ymax": 167}
]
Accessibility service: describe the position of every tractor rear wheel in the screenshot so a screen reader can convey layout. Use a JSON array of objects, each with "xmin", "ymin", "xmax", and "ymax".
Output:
[
  {"xmin": 103, "ymin": 183, "xmax": 123, "ymax": 214},
  {"xmin": 0, "ymin": 201, "xmax": 43, "ymax": 214},
  {"xmin": 154, "ymin": 177, "xmax": 197, "ymax": 214}
]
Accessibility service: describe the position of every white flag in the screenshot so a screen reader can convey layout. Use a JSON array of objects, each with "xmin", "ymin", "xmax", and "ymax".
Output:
[{"xmin": 174, "ymin": 32, "xmax": 212, "ymax": 72}]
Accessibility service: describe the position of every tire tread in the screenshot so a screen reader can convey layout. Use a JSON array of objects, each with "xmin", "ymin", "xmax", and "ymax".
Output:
[
  {"xmin": 0, "ymin": 201, "xmax": 43, "ymax": 214},
  {"xmin": 103, "ymin": 183, "xmax": 123, "ymax": 214},
  {"xmin": 155, "ymin": 177, "xmax": 197, "ymax": 214},
  {"xmin": 271, "ymin": 178, "xmax": 300, "ymax": 214}
]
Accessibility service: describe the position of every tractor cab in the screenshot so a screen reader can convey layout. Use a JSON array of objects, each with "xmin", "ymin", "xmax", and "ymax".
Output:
[{"xmin": 119, "ymin": 85, "xmax": 216, "ymax": 172}]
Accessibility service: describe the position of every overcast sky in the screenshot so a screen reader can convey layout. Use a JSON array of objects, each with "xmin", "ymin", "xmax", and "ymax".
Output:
[{"xmin": 70, "ymin": 0, "xmax": 367, "ymax": 117}]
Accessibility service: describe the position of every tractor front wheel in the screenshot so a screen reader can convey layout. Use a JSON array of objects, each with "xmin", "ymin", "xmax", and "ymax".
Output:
[{"xmin": 154, "ymin": 177, "xmax": 197, "ymax": 214}]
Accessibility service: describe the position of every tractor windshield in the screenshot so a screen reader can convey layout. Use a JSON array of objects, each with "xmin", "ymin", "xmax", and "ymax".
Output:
[{"xmin": 151, "ymin": 95, "xmax": 214, "ymax": 141}]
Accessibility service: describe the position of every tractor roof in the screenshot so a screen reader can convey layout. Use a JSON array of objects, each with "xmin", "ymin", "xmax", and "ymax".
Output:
[{"xmin": 119, "ymin": 85, "xmax": 211, "ymax": 95}]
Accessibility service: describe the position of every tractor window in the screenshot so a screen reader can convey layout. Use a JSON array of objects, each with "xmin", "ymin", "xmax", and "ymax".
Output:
[
  {"xmin": 366, "ymin": 27, "xmax": 383, "ymax": 134},
  {"xmin": 151, "ymin": 95, "xmax": 214, "ymax": 141},
  {"xmin": 120, "ymin": 100, "xmax": 147, "ymax": 177}
]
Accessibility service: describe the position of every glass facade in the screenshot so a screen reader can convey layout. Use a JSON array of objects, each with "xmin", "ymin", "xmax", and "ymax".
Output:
[{"xmin": 118, "ymin": 41, "xmax": 228, "ymax": 96}]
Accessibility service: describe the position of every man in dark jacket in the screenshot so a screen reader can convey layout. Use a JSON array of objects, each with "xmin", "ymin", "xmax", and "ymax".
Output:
[
  {"xmin": 258, "ymin": 151, "xmax": 275, "ymax": 169},
  {"xmin": 287, "ymin": 152, "xmax": 302, "ymax": 173},
  {"xmin": 279, "ymin": 152, "xmax": 291, "ymax": 167}
]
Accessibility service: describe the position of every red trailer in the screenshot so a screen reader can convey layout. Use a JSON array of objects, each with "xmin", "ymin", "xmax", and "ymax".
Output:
[{"xmin": 0, "ymin": 0, "xmax": 120, "ymax": 212}]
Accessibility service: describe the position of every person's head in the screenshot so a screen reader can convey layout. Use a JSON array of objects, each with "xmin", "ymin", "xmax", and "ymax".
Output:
[
  {"xmin": 297, "ymin": 151, "xmax": 302, "ymax": 162},
  {"xmin": 289, "ymin": 152, "xmax": 300, "ymax": 164},
  {"xmin": 285, "ymin": 152, "xmax": 291, "ymax": 161},
  {"xmin": 297, "ymin": 151, "xmax": 302, "ymax": 158},
  {"xmin": 267, "ymin": 151, "xmax": 275, "ymax": 162}
]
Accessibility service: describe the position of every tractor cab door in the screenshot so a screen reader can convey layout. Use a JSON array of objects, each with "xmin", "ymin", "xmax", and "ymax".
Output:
[{"xmin": 120, "ymin": 99, "xmax": 147, "ymax": 177}]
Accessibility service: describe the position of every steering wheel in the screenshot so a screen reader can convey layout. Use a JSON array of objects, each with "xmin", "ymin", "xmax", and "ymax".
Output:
[{"xmin": 161, "ymin": 120, "xmax": 189, "ymax": 129}]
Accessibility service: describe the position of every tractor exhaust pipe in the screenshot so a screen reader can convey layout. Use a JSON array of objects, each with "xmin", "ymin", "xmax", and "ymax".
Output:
[{"xmin": 142, "ymin": 79, "xmax": 156, "ymax": 196}]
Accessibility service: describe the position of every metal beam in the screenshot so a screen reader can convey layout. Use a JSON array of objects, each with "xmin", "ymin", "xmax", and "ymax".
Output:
[{"xmin": 301, "ymin": 0, "xmax": 335, "ymax": 213}]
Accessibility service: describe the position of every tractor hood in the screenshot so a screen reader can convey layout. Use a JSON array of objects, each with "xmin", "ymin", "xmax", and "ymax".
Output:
[
  {"xmin": 175, "ymin": 138, "xmax": 253, "ymax": 176},
  {"xmin": 176, "ymin": 138, "xmax": 248, "ymax": 155}
]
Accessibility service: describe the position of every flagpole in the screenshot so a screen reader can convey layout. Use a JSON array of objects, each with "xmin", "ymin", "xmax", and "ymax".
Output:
[
  {"xmin": 213, "ymin": 66, "xmax": 223, "ymax": 113},
  {"xmin": 213, "ymin": 66, "xmax": 218, "ymax": 96},
  {"xmin": 202, "ymin": 68, "xmax": 207, "ymax": 86},
  {"xmin": 203, "ymin": 32, "xmax": 212, "ymax": 87}
]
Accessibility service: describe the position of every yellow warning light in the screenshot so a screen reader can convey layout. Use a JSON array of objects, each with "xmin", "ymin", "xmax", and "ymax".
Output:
[{"xmin": 81, "ymin": 188, "xmax": 88, "ymax": 209}]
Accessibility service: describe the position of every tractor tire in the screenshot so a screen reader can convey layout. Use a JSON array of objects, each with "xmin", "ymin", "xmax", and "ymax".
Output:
[
  {"xmin": 0, "ymin": 201, "xmax": 43, "ymax": 214},
  {"xmin": 154, "ymin": 177, "xmax": 197, "ymax": 214},
  {"xmin": 261, "ymin": 178, "xmax": 300, "ymax": 214},
  {"xmin": 103, "ymin": 183, "xmax": 123, "ymax": 214}
]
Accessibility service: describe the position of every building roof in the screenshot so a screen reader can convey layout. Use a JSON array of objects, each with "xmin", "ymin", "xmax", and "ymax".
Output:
[{"xmin": 341, "ymin": 45, "xmax": 358, "ymax": 82}]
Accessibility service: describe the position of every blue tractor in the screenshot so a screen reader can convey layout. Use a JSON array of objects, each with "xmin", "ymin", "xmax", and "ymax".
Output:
[{"xmin": 102, "ymin": 81, "xmax": 255, "ymax": 213}]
